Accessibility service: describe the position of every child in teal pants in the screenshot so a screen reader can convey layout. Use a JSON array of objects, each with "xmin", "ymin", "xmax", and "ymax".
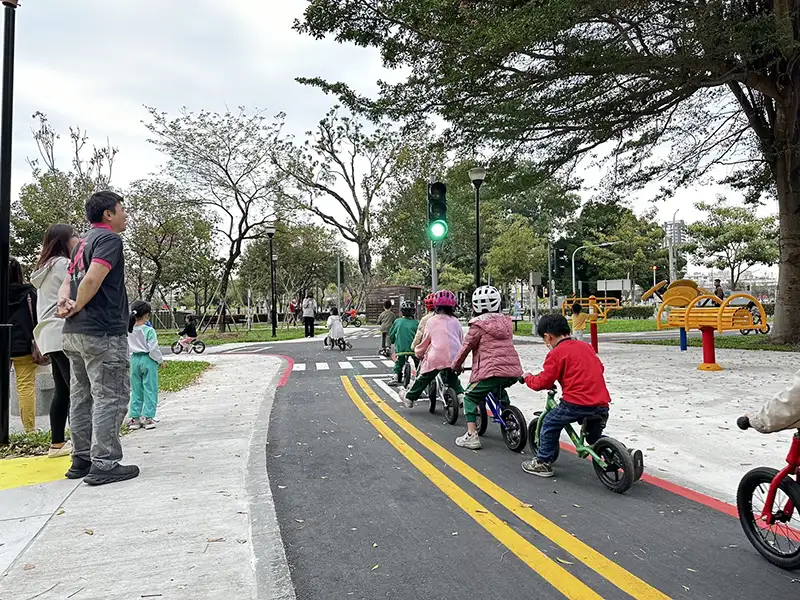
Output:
[{"xmin": 126, "ymin": 300, "xmax": 164, "ymax": 430}]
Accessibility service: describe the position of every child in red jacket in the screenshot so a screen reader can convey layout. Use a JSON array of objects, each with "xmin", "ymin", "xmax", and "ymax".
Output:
[{"xmin": 521, "ymin": 314, "xmax": 618, "ymax": 478}]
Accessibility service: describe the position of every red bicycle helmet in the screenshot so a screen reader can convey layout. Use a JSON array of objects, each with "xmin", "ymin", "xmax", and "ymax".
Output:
[
  {"xmin": 433, "ymin": 289, "xmax": 457, "ymax": 308},
  {"xmin": 424, "ymin": 293, "xmax": 436, "ymax": 311}
]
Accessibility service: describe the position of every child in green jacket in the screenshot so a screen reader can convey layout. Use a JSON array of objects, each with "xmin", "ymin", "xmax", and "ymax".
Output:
[{"xmin": 388, "ymin": 301, "xmax": 419, "ymax": 387}]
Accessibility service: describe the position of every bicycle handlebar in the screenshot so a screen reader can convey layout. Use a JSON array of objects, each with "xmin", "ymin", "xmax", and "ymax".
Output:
[{"xmin": 737, "ymin": 416, "xmax": 750, "ymax": 430}]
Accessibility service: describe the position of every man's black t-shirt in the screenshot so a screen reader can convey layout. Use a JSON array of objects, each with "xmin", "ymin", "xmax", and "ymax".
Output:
[{"xmin": 63, "ymin": 224, "xmax": 129, "ymax": 337}]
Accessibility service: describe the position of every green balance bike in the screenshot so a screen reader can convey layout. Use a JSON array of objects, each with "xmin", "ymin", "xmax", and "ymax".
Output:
[{"xmin": 527, "ymin": 385, "xmax": 644, "ymax": 493}]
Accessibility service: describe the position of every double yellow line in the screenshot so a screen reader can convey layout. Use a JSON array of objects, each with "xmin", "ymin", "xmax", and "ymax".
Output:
[{"xmin": 342, "ymin": 375, "xmax": 669, "ymax": 600}]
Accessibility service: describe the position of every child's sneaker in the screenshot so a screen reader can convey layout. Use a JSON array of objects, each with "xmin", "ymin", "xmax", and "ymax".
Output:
[
  {"xmin": 455, "ymin": 431, "xmax": 482, "ymax": 450},
  {"xmin": 387, "ymin": 379, "xmax": 401, "ymax": 387},
  {"xmin": 399, "ymin": 389, "xmax": 414, "ymax": 408},
  {"xmin": 522, "ymin": 459, "xmax": 554, "ymax": 477},
  {"xmin": 141, "ymin": 418, "xmax": 157, "ymax": 430},
  {"xmin": 126, "ymin": 418, "xmax": 142, "ymax": 430}
]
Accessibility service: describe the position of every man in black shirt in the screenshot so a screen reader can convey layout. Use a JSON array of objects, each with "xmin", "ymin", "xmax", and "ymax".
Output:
[{"xmin": 58, "ymin": 191, "xmax": 139, "ymax": 485}]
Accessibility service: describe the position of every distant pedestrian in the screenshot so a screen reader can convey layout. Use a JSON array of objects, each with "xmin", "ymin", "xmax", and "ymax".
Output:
[
  {"xmin": 59, "ymin": 190, "xmax": 139, "ymax": 486},
  {"xmin": 127, "ymin": 300, "xmax": 164, "ymax": 431},
  {"xmin": 31, "ymin": 224, "xmax": 81, "ymax": 456},
  {"xmin": 287, "ymin": 299, "xmax": 298, "ymax": 326},
  {"xmin": 714, "ymin": 279, "xmax": 725, "ymax": 299},
  {"xmin": 7, "ymin": 257, "xmax": 39, "ymax": 433},
  {"xmin": 302, "ymin": 293, "xmax": 317, "ymax": 337},
  {"xmin": 571, "ymin": 302, "xmax": 588, "ymax": 342},
  {"xmin": 377, "ymin": 300, "xmax": 397, "ymax": 353}
]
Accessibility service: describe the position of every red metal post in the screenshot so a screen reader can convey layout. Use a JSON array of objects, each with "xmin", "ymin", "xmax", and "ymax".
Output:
[{"xmin": 698, "ymin": 326, "xmax": 722, "ymax": 371}]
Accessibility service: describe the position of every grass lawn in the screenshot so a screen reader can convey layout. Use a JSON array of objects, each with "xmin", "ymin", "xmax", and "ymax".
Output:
[
  {"xmin": 627, "ymin": 336, "xmax": 799, "ymax": 353},
  {"xmin": 1, "ymin": 360, "xmax": 212, "ymax": 459},
  {"xmin": 515, "ymin": 319, "xmax": 659, "ymax": 336},
  {"xmin": 158, "ymin": 325, "xmax": 308, "ymax": 347}
]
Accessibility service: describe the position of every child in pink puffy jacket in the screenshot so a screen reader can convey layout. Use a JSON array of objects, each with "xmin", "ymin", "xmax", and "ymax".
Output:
[
  {"xmin": 399, "ymin": 290, "xmax": 464, "ymax": 409},
  {"xmin": 451, "ymin": 286, "xmax": 522, "ymax": 450}
]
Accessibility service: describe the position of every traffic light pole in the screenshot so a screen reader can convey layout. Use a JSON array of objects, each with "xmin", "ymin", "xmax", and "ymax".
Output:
[{"xmin": 430, "ymin": 241, "xmax": 438, "ymax": 293}]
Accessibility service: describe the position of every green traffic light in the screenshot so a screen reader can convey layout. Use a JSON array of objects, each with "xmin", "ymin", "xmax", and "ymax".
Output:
[{"xmin": 429, "ymin": 220, "xmax": 448, "ymax": 240}]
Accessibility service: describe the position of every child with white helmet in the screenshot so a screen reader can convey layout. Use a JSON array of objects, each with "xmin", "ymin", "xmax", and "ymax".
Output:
[{"xmin": 451, "ymin": 285, "xmax": 523, "ymax": 450}]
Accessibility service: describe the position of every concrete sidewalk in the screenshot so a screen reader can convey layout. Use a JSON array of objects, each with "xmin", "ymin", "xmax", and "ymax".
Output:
[{"xmin": 0, "ymin": 355, "xmax": 295, "ymax": 600}]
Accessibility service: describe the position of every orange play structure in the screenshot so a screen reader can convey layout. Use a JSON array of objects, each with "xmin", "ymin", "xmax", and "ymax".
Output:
[
  {"xmin": 642, "ymin": 279, "xmax": 768, "ymax": 371},
  {"xmin": 562, "ymin": 296, "xmax": 620, "ymax": 352}
]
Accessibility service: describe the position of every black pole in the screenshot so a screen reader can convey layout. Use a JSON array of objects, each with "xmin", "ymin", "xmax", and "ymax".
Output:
[
  {"xmin": 0, "ymin": 1, "xmax": 18, "ymax": 446},
  {"xmin": 268, "ymin": 234, "xmax": 277, "ymax": 338},
  {"xmin": 473, "ymin": 182, "xmax": 482, "ymax": 289}
]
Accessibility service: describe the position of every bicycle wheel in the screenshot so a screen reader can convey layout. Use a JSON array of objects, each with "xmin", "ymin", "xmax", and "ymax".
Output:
[
  {"xmin": 403, "ymin": 361, "xmax": 412, "ymax": 389},
  {"xmin": 737, "ymin": 467, "xmax": 800, "ymax": 570},
  {"xmin": 338, "ymin": 338, "xmax": 347, "ymax": 351},
  {"xmin": 592, "ymin": 437, "xmax": 635, "ymax": 494},
  {"xmin": 527, "ymin": 417, "xmax": 560, "ymax": 463},
  {"xmin": 444, "ymin": 388, "xmax": 459, "ymax": 425},
  {"xmin": 500, "ymin": 406, "xmax": 527, "ymax": 452},
  {"xmin": 427, "ymin": 382, "xmax": 438, "ymax": 414},
  {"xmin": 193, "ymin": 341, "xmax": 206, "ymax": 354},
  {"xmin": 740, "ymin": 329, "xmax": 750, "ymax": 335},
  {"xmin": 476, "ymin": 402, "xmax": 488, "ymax": 437},
  {"xmin": 171, "ymin": 342, "xmax": 183, "ymax": 355}
]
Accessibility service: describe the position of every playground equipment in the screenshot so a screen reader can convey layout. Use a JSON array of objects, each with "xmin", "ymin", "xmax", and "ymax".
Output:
[
  {"xmin": 562, "ymin": 296, "xmax": 620, "ymax": 352},
  {"xmin": 642, "ymin": 279, "xmax": 769, "ymax": 371}
]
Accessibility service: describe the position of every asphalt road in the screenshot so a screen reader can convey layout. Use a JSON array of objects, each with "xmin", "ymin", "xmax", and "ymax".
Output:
[{"xmin": 252, "ymin": 336, "xmax": 799, "ymax": 600}]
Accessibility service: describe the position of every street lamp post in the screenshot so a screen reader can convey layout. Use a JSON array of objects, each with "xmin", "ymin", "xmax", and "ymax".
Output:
[
  {"xmin": 469, "ymin": 166, "xmax": 487, "ymax": 289},
  {"xmin": 265, "ymin": 223, "xmax": 277, "ymax": 338},
  {"xmin": 571, "ymin": 241, "xmax": 623, "ymax": 295},
  {"xmin": 0, "ymin": 0, "xmax": 19, "ymax": 446},
  {"xmin": 668, "ymin": 209, "xmax": 679, "ymax": 282}
]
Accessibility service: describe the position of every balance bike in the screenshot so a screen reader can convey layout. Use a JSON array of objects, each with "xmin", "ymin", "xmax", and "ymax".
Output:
[
  {"xmin": 527, "ymin": 385, "xmax": 643, "ymax": 493},
  {"xmin": 469, "ymin": 373, "xmax": 527, "ymax": 452},
  {"xmin": 736, "ymin": 416, "xmax": 800, "ymax": 569}
]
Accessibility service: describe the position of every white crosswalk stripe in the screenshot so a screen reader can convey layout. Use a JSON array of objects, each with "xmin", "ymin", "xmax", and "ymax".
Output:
[
  {"xmin": 339, "ymin": 361, "xmax": 353, "ymax": 369},
  {"xmin": 315, "ymin": 362, "xmax": 330, "ymax": 370},
  {"xmin": 289, "ymin": 360, "xmax": 397, "ymax": 373},
  {"xmin": 292, "ymin": 363, "xmax": 306, "ymax": 371},
  {"xmin": 360, "ymin": 361, "xmax": 377, "ymax": 369},
  {"xmin": 381, "ymin": 360, "xmax": 394, "ymax": 368}
]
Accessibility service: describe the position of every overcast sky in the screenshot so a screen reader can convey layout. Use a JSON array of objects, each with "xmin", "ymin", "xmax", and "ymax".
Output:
[{"xmin": 5, "ymin": 1, "xmax": 778, "ymax": 238}]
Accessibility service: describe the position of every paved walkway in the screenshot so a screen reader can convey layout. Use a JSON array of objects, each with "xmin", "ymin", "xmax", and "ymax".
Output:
[{"xmin": 0, "ymin": 355, "xmax": 294, "ymax": 600}]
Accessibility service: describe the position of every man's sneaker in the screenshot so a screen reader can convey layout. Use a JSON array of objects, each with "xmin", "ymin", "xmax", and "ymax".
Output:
[
  {"xmin": 48, "ymin": 439, "xmax": 73, "ymax": 458},
  {"xmin": 387, "ymin": 379, "xmax": 401, "ymax": 387},
  {"xmin": 521, "ymin": 459, "xmax": 554, "ymax": 478},
  {"xmin": 84, "ymin": 464, "xmax": 140, "ymax": 486},
  {"xmin": 629, "ymin": 448, "xmax": 645, "ymax": 481},
  {"xmin": 142, "ymin": 418, "xmax": 157, "ymax": 430},
  {"xmin": 126, "ymin": 418, "xmax": 142, "ymax": 430},
  {"xmin": 455, "ymin": 432, "xmax": 482, "ymax": 450},
  {"xmin": 65, "ymin": 456, "xmax": 91, "ymax": 479},
  {"xmin": 399, "ymin": 389, "xmax": 414, "ymax": 408}
]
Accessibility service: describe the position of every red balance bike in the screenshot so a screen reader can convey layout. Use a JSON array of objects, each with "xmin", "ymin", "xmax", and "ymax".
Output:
[{"xmin": 736, "ymin": 415, "xmax": 800, "ymax": 569}]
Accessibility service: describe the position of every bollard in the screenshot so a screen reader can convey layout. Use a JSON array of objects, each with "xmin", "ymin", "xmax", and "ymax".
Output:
[
  {"xmin": 698, "ymin": 326, "xmax": 722, "ymax": 371},
  {"xmin": 679, "ymin": 327, "xmax": 687, "ymax": 352}
]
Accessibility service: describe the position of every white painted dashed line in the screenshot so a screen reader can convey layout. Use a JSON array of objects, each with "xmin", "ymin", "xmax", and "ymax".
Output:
[
  {"xmin": 381, "ymin": 360, "xmax": 394, "ymax": 368},
  {"xmin": 339, "ymin": 361, "xmax": 353, "ymax": 369},
  {"xmin": 316, "ymin": 362, "xmax": 330, "ymax": 370},
  {"xmin": 292, "ymin": 363, "xmax": 306, "ymax": 371},
  {"xmin": 360, "ymin": 361, "xmax": 377, "ymax": 369},
  {"xmin": 374, "ymin": 378, "xmax": 403, "ymax": 403}
]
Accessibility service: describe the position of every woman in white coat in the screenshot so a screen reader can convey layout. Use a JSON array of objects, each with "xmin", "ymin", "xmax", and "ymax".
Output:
[{"xmin": 30, "ymin": 224, "xmax": 80, "ymax": 457}]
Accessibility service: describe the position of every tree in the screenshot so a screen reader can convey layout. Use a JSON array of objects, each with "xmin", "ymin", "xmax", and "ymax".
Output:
[
  {"xmin": 273, "ymin": 108, "xmax": 426, "ymax": 282},
  {"xmin": 238, "ymin": 222, "xmax": 343, "ymax": 310},
  {"xmin": 12, "ymin": 112, "xmax": 116, "ymax": 265},
  {"xmin": 144, "ymin": 107, "xmax": 283, "ymax": 331},
  {"xmin": 485, "ymin": 216, "xmax": 547, "ymax": 287},
  {"xmin": 686, "ymin": 199, "xmax": 779, "ymax": 290},
  {"xmin": 296, "ymin": 2, "xmax": 800, "ymax": 341},
  {"xmin": 124, "ymin": 179, "xmax": 214, "ymax": 302}
]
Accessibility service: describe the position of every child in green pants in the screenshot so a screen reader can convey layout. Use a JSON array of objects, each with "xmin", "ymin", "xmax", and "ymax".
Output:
[
  {"xmin": 451, "ymin": 286, "xmax": 523, "ymax": 450},
  {"xmin": 126, "ymin": 300, "xmax": 164, "ymax": 430},
  {"xmin": 388, "ymin": 301, "xmax": 419, "ymax": 387}
]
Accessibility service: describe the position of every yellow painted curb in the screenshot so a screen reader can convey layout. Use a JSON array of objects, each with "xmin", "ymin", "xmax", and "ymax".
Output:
[{"xmin": 0, "ymin": 455, "xmax": 70, "ymax": 491}]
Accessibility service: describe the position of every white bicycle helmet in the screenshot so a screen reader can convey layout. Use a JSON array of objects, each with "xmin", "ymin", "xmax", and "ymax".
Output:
[{"xmin": 472, "ymin": 285, "xmax": 502, "ymax": 314}]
